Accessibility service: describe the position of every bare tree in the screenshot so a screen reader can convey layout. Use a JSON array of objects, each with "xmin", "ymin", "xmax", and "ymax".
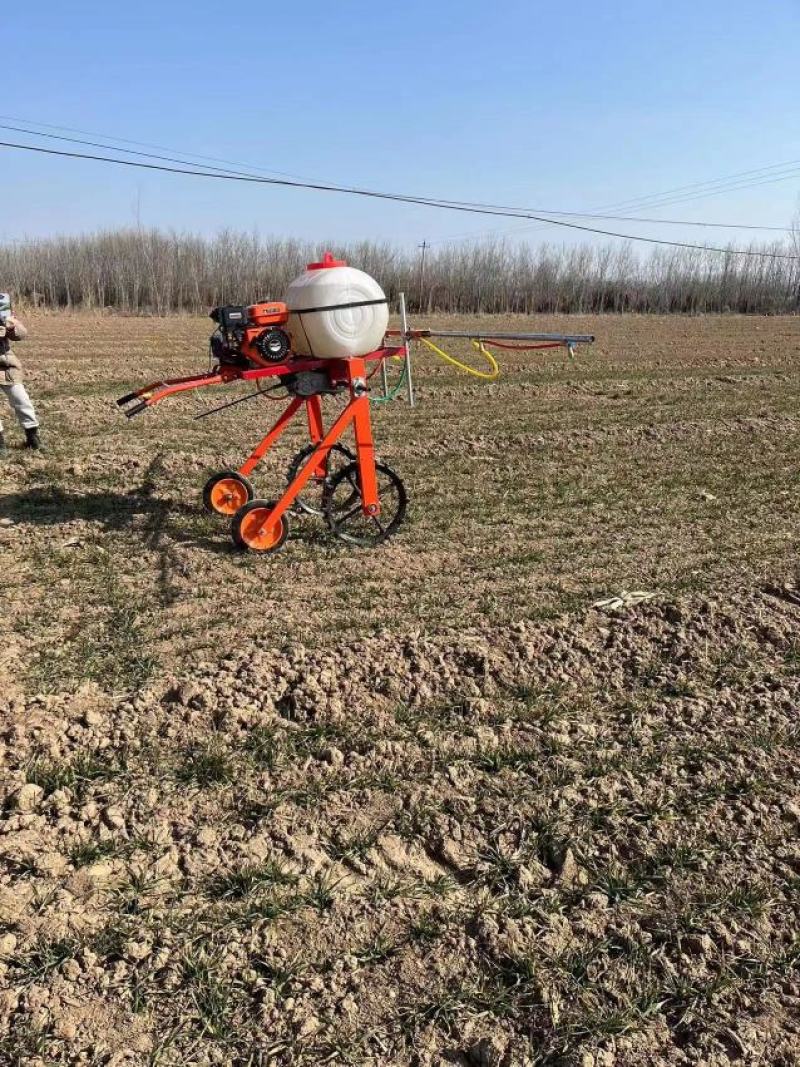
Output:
[{"xmin": 0, "ymin": 229, "xmax": 797, "ymax": 316}]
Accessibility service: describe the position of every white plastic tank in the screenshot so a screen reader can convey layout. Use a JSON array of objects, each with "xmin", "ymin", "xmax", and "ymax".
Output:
[{"xmin": 285, "ymin": 252, "xmax": 389, "ymax": 359}]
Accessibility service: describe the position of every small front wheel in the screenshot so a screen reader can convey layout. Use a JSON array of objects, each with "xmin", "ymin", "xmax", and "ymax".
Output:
[
  {"xmin": 232, "ymin": 499, "xmax": 290, "ymax": 553},
  {"xmin": 203, "ymin": 470, "xmax": 254, "ymax": 516}
]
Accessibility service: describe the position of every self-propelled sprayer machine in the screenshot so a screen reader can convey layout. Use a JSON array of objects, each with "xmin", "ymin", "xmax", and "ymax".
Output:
[{"xmin": 118, "ymin": 253, "xmax": 594, "ymax": 553}]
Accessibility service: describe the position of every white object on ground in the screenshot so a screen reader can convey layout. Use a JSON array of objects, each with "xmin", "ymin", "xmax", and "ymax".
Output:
[{"xmin": 593, "ymin": 590, "xmax": 657, "ymax": 611}]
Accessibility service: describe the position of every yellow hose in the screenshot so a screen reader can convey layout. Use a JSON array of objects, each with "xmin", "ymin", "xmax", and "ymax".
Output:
[{"xmin": 418, "ymin": 337, "xmax": 500, "ymax": 381}]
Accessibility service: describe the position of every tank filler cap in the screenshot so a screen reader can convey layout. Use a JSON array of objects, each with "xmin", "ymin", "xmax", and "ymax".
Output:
[{"xmin": 307, "ymin": 251, "xmax": 347, "ymax": 270}]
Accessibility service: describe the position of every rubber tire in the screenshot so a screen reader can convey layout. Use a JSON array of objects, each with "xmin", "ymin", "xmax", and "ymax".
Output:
[
  {"xmin": 323, "ymin": 461, "xmax": 407, "ymax": 547},
  {"xmin": 286, "ymin": 442, "xmax": 356, "ymax": 517},
  {"xmin": 202, "ymin": 470, "xmax": 255, "ymax": 516},
  {"xmin": 231, "ymin": 499, "xmax": 290, "ymax": 553}
]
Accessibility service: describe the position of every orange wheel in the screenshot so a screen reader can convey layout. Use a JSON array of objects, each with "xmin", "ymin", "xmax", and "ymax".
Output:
[
  {"xmin": 203, "ymin": 471, "xmax": 254, "ymax": 516},
  {"xmin": 232, "ymin": 499, "xmax": 290, "ymax": 553}
]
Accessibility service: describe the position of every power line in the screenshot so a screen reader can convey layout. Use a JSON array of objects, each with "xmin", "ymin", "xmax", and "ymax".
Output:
[
  {"xmin": 428, "ymin": 170, "xmax": 800, "ymax": 247},
  {"xmin": 432, "ymin": 159, "xmax": 800, "ymax": 247},
  {"xmin": 0, "ymin": 114, "xmax": 332, "ymax": 186},
  {"xmin": 516, "ymin": 211, "xmax": 791, "ymax": 232},
  {"xmin": 4, "ymin": 120, "xmax": 792, "ymax": 233},
  {"xmin": 6, "ymin": 111, "xmax": 799, "ymax": 219},
  {"xmin": 5, "ymin": 118, "xmax": 798, "ymax": 243},
  {"xmin": 8, "ymin": 112, "xmax": 799, "ymax": 254},
  {"xmin": 0, "ymin": 122, "xmax": 272, "ymax": 180},
  {"xmin": 598, "ymin": 158, "xmax": 800, "ymax": 212},
  {"xmin": 1, "ymin": 137, "xmax": 798, "ymax": 260},
  {"xmin": 423, "ymin": 209, "xmax": 793, "ymax": 248},
  {"xmin": 600, "ymin": 168, "xmax": 800, "ymax": 214}
]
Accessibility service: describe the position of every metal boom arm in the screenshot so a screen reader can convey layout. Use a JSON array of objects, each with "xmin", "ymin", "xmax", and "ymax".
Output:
[{"xmin": 386, "ymin": 329, "xmax": 595, "ymax": 344}]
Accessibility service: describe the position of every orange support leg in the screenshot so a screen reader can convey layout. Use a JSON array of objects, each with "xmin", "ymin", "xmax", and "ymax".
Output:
[
  {"xmin": 305, "ymin": 395, "xmax": 325, "ymax": 443},
  {"xmin": 346, "ymin": 358, "xmax": 380, "ymax": 515},
  {"xmin": 238, "ymin": 396, "xmax": 304, "ymax": 478},
  {"xmin": 266, "ymin": 399, "xmax": 360, "ymax": 525},
  {"xmin": 351, "ymin": 395, "xmax": 379, "ymax": 514},
  {"xmin": 233, "ymin": 358, "xmax": 385, "ymax": 532},
  {"xmin": 305, "ymin": 395, "xmax": 327, "ymax": 479}
]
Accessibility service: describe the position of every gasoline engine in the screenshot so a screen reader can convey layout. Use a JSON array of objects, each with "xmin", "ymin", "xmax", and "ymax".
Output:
[{"xmin": 209, "ymin": 301, "xmax": 292, "ymax": 368}]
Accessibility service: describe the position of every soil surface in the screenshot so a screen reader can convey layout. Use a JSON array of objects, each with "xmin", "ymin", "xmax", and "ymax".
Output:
[{"xmin": 1, "ymin": 313, "xmax": 799, "ymax": 1065}]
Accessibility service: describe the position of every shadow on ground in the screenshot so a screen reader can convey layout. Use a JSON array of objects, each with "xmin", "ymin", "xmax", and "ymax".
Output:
[
  {"xmin": 0, "ymin": 485, "xmax": 331, "ymax": 557},
  {"xmin": 0, "ymin": 486, "xmax": 197, "ymax": 530}
]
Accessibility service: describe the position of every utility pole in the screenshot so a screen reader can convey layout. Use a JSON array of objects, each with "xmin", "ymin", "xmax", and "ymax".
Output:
[{"xmin": 417, "ymin": 240, "xmax": 428, "ymax": 312}]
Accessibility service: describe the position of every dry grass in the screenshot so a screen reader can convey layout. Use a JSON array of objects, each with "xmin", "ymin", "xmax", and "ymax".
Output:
[{"xmin": 1, "ymin": 312, "xmax": 800, "ymax": 1065}]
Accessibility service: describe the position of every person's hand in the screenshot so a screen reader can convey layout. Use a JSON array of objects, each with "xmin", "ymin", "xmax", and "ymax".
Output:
[{"xmin": 5, "ymin": 314, "xmax": 17, "ymax": 329}]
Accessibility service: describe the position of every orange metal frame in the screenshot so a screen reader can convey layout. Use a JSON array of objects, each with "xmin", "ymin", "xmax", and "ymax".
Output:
[
  {"xmin": 118, "ymin": 326, "xmax": 596, "ymax": 544},
  {"xmin": 118, "ymin": 352, "xmax": 395, "ymax": 520},
  {"xmin": 238, "ymin": 358, "xmax": 380, "ymax": 523}
]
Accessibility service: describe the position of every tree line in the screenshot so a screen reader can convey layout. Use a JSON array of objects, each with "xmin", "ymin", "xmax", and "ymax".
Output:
[{"xmin": 0, "ymin": 228, "xmax": 798, "ymax": 315}]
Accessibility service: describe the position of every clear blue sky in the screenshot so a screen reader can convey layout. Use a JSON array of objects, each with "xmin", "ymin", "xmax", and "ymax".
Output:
[{"xmin": 5, "ymin": 0, "xmax": 800, "ymax": 250}]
